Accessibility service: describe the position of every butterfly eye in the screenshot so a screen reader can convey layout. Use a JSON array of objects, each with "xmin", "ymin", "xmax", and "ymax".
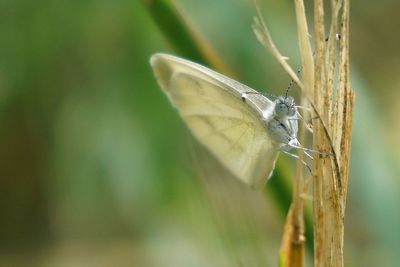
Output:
[{"xmin": 275, "ymin": 102, "xmax": 289, "ymax": 117}]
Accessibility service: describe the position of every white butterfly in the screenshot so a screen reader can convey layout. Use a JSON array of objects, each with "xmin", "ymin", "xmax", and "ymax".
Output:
[{"xmin": 150, "ymin": 53, "xmax": 302, "ymax": 188}]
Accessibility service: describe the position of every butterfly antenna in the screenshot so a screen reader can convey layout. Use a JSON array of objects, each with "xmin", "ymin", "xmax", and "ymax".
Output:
[
  {"xmin": 284, "ymin": 33, "xmax": 341, "ymax": 99},
  {"xmin": 284, "ymin": 66, "xmax": 302, "ymax": 99}
]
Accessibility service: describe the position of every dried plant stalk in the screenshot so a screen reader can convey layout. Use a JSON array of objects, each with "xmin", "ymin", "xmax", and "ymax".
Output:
[
  {"xmin": 254, "ymin": 0, "xmax": 354, "ymax": 266},
  {"xmin": 312, "ymin": 0, "xmax": 354, "ymax": 266}
]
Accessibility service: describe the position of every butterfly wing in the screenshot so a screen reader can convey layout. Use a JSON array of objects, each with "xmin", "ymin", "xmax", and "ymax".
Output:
[{"xmin": 151, "ymin": 53, "xmax": 280, "ymax": 188}]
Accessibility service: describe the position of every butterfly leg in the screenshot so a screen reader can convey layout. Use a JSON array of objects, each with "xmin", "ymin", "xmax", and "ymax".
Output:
[
  {"xmin": 295, "ymin": 106, "xmax": 328, "ymax": 134},
  {"xmin": 281, "ymin": 142, "xmax": 314, "ymax": 160},
  {"xmin": 289, "ymin": 111, "xmax": 315, "ymax": 134},
  {"xmin": 287, "ymin": 140, "xmax": 331, "ymax": 158},
  {"xmin": 279, "ymin": 149, "xmax": 312, "ymax": 174},
  {"xmin": 295, "ymin": 105, "xmax": 311, "ymax": 112}
]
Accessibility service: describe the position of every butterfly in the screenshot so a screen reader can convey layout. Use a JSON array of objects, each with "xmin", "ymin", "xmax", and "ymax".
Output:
[{"xmin": 150, "ymin": 53, "xmax": 304, "ymax": 188}]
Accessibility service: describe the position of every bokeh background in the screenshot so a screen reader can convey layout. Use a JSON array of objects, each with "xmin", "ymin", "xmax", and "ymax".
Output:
[{"xmin": 1, "ymin": 0, "xmax": 399, "ymax": 266}]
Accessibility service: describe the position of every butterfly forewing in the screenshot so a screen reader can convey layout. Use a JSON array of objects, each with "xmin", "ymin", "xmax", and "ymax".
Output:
[
  {"xmin": 151, "ymin": 53, "xmax": 280, "ymax": 188},
  {"xmin": 151, "ymin": 54, "xmax": 274, "ymax": 116}
]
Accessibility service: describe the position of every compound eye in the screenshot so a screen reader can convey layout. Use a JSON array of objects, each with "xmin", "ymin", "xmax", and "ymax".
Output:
[{"xmin": 275, "ymin": 103, "xmax": 289, "ymax": 116}]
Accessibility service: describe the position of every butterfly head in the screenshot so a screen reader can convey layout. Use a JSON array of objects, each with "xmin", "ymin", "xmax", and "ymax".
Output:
[{"xmin": 274, "ymin": 96, "xmax": 296, "ymax": 118}]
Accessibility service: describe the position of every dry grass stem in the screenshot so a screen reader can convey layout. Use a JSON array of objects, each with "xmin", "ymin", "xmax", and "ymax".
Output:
[
  {"xmin": 254, "ymin": 0, "xmax": 354, "ymax": 266},
  {"xmin": 312, "ymin": 0, "xmax": 354, "ymax": 266},
  {"xmin": 253, "ymin": 6, "xmax": 304, "ymax": 90}
]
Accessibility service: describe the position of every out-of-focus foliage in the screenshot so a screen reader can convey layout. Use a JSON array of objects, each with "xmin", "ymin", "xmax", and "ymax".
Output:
[{"xmin": 0, "ymin": 0, "xmax": 399, "ymax": 266}]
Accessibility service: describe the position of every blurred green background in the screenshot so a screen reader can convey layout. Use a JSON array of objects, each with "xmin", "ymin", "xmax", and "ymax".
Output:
[{"xmin": 1, "ymin": 0, "xmax": 399, "ymax": 266}]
